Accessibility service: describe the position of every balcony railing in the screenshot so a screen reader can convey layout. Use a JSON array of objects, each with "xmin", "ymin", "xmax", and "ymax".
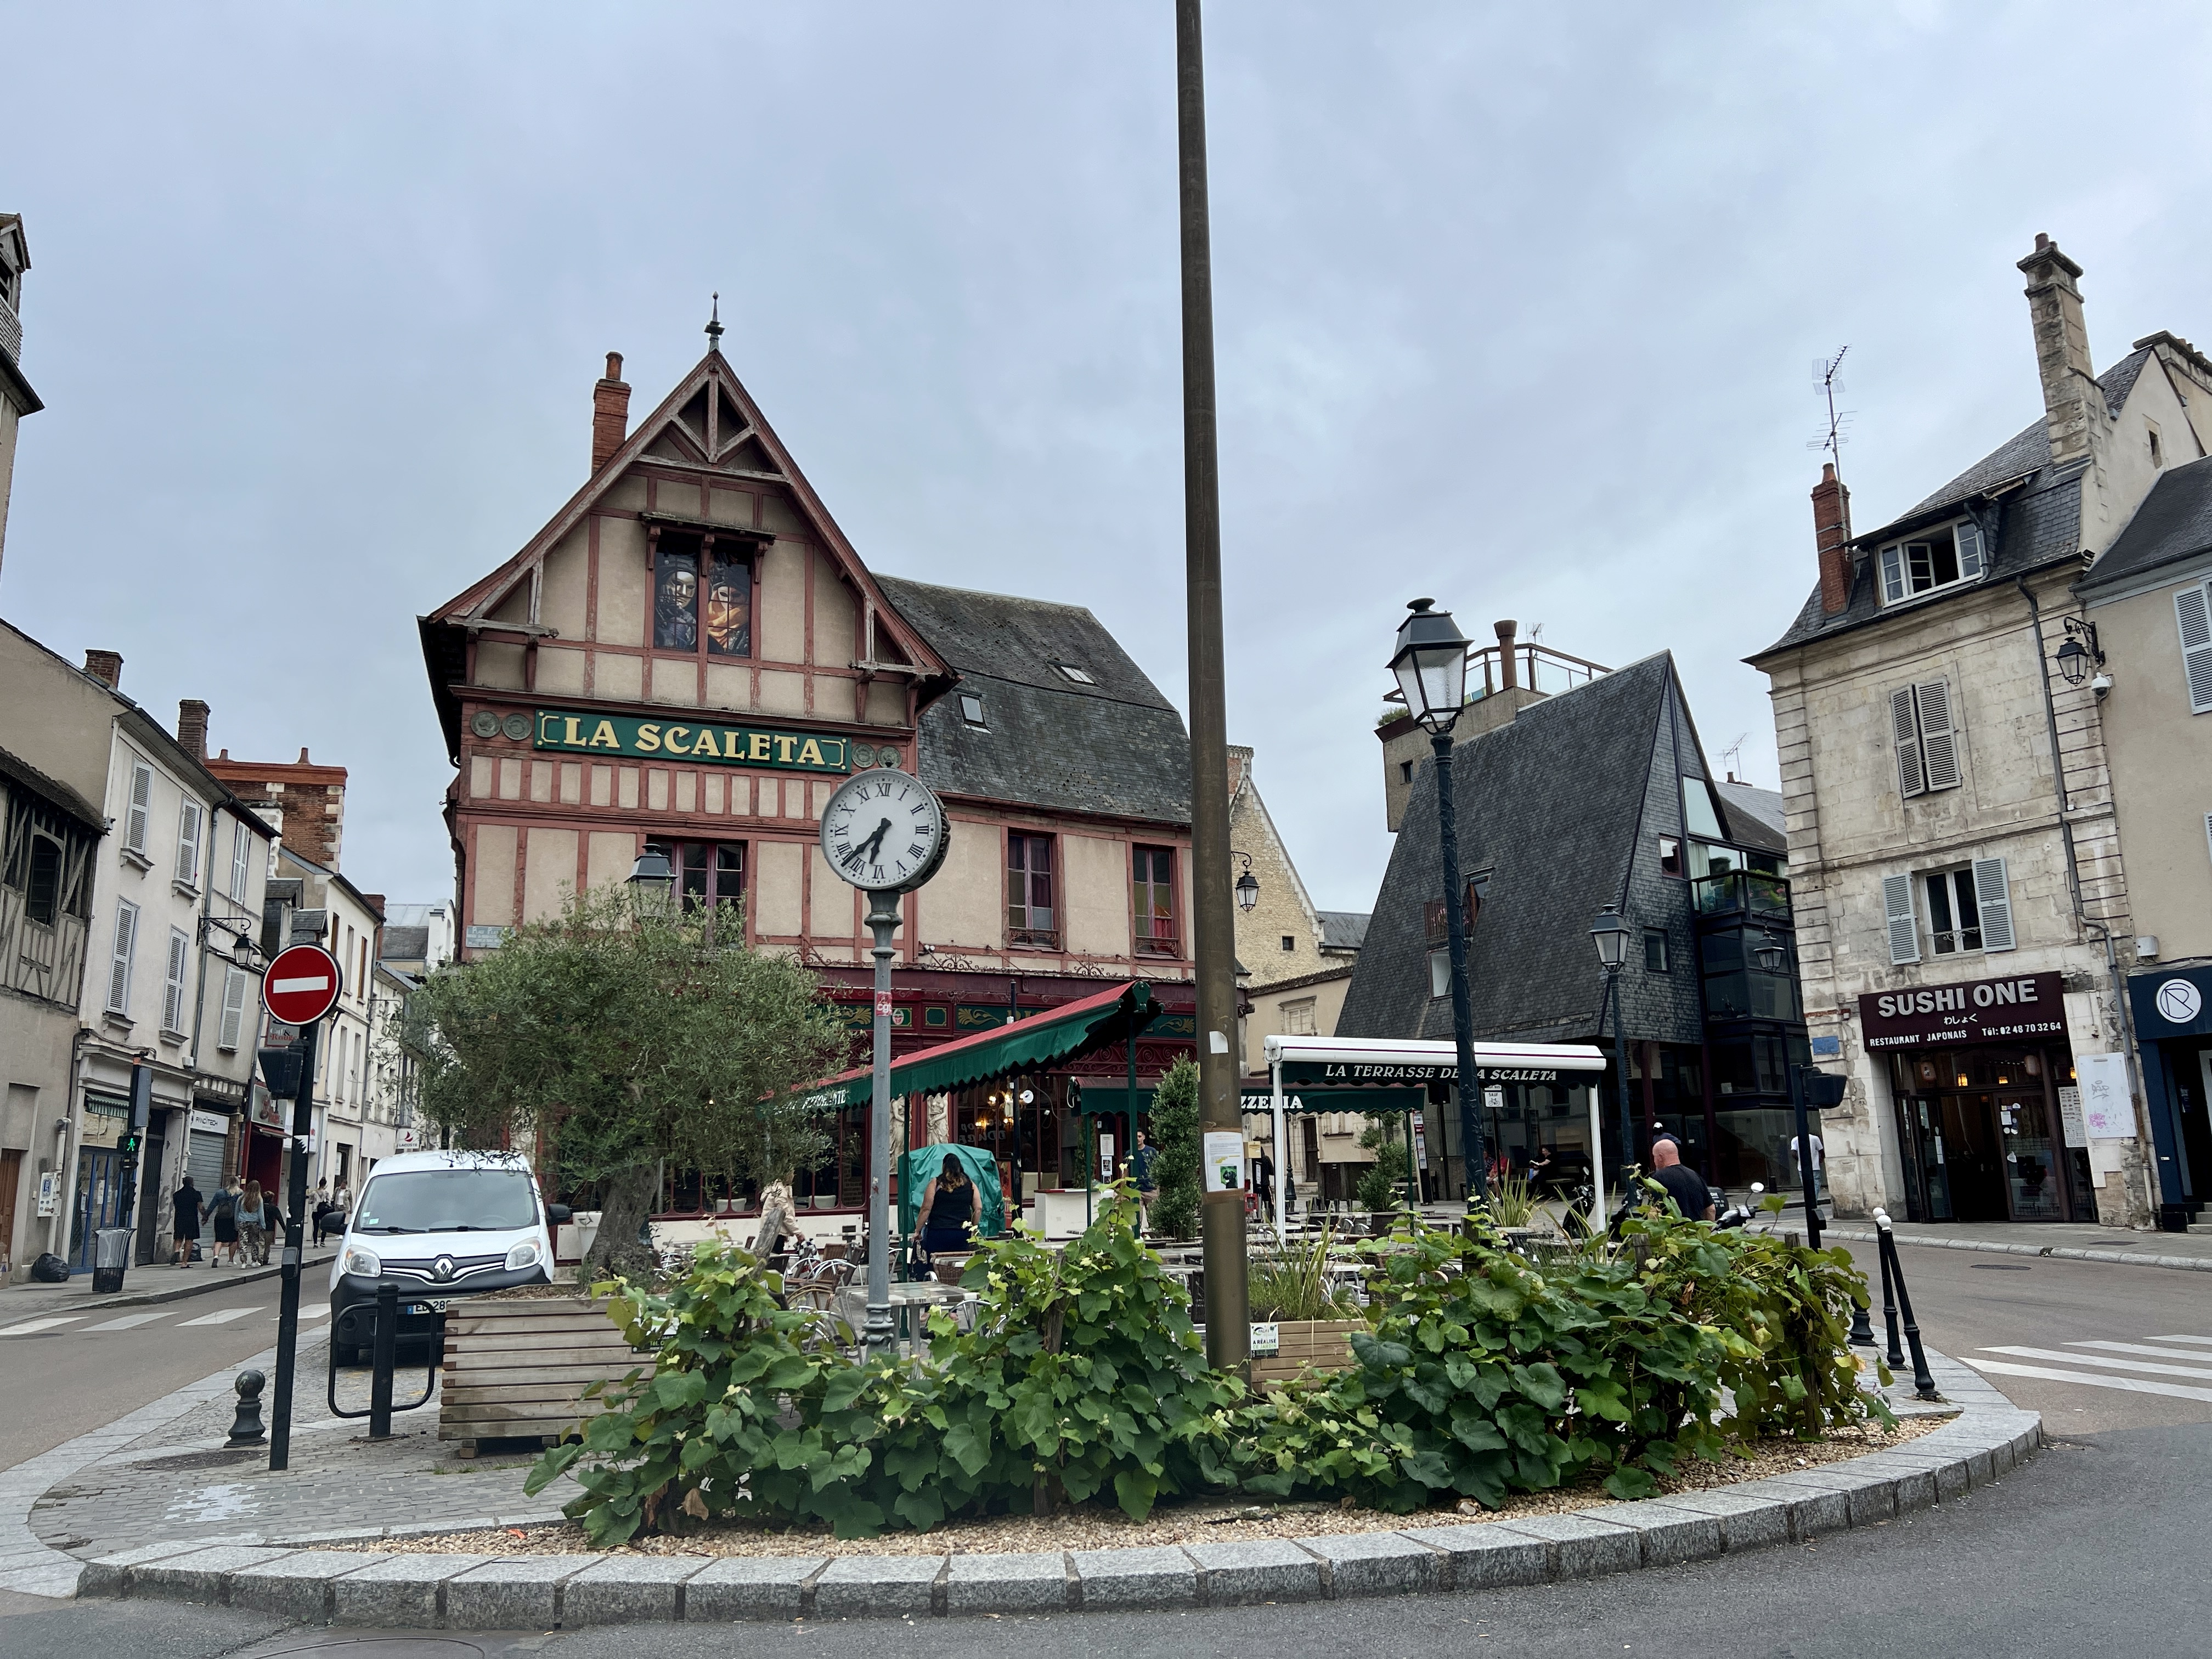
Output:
[
  {"xmin": 1378, "ymin": 641, "xmax": 1610, "ymax": 726},
  {"xmin": 1692, "ymin": 870, "xmax": 1791, "ymax": 923}
]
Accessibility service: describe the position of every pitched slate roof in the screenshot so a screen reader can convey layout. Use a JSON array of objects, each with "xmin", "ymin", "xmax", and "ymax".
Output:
[
  {"xmin": 1317, "ymin": 910, "xmax": 1370, "ymax": 951},
  {"xmin": 1752, "ymin": 349, "xmax": 2154, "ymax": 661},
  {"xmin": 1337, "ymin": 653, "xmax": 1676, "ymax": 1046},
  {"xmin": 2075, "ymin": 453, "xmax": 2212, "ymax": 596},
  {"xmin": 379, "ymin": 924, "xmax": 431, "ymax": 964},
  {"xmin": 1715, "ymin": 781, "xmax": 1786, "ymax": 851},
  {"xmin": 874, "ymin": 575, "xmax": 1192, "ymax": 826}
]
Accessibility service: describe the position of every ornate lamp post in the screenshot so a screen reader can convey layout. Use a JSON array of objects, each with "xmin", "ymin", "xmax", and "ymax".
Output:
[
  {"xmin": 1389, "ymin": 598, "xmax": 1486, "ymax": 1206},
  {"xmin": 1590, "ymin": 906, "xmax": 1632, "ymax": 1221}
]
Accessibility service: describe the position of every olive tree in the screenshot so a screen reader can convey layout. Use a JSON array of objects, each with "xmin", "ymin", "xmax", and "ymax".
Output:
[{"xmin": 394, "ymin": 884, "xmax": 849, "ymax": 1278}]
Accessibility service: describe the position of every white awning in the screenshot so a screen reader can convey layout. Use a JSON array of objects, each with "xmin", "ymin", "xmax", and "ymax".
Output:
[{"xmin": 1261, "ymin": 1034, "xmax": 1606, "ymax": 1076}]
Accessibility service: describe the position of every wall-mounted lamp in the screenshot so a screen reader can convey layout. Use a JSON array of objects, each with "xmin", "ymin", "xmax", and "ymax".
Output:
[{"xmin": 2053, "ymin": 617, "xmax": 2107, "ymax": 696}]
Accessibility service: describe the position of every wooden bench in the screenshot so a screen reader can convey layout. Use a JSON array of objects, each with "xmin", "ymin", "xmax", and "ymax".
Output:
[{"xmin": 438, "ymin": 1295, "xmax": 653, "ymax": 1458}]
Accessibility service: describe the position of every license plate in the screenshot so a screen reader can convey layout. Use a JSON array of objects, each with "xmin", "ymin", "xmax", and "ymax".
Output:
[{"xmin": 404, "ymin": 1300, "xmax": 449, "ymax": 1316}]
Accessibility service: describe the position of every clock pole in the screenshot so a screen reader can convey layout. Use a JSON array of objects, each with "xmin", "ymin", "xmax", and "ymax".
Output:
[{"xmin": 863, "ymin": 886, "xmax": 901, "ymax": 1358}]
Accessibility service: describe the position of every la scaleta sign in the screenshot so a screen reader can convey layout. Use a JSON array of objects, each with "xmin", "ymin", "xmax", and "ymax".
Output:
[{"xmin": 1858, "ymin": 970, "xmax": 2066, "ymax": 1050}]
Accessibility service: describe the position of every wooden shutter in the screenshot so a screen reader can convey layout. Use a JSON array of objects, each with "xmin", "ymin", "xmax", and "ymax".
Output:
[
  {"xmin": 1880, "ymin": 546, "xmax": 1906, "ymax": 603},
  {"xmin": 106, "ymin": 901, "xmax": 137, "ymax": 1012},
  {"xmin": 1972, "ymin": 856, "xmax": 2016, "ymax": 952},
  {"xmin": 163, "ymin": 929, "xmax": 189, "ymax": 1032},
  {"xmin": 218, "ymin": 966, "xmax": 247, "ymax": 1050},
  {"xmin": 1955, "ymin": 521, "xmax": 1986, "ymax": 580},
  {"xmin": 2177, "ymin": 581, "xmax": 2212, "ymax": 714},
  {"xmin": 176, "ymin": 800, "xmax": 202, "ymax": 885},
  {"xmin": 1891, "ymin": 687, "xmax": 1926, "ymax": 798},
  {"xmin": 230, "ymin": 821, "xmax": 252, "ymax": 899},
  {"xmin": 125, "ymin": 762, "xmax": 152, "ymax": 853},
  {"xmin": 1915, "ymin": 680, "xmax": 1960, "ymax": 791},
  {"xmin": 1882, "ymin": 872, "xmax": 1921, "ymax": 964}
]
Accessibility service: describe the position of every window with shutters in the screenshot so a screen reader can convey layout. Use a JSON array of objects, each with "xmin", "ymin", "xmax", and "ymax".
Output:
[
  {"xmin": 161, "ymin": 928, "xmax": 190, "ymax": 1035},
  {"xmin": 122, "ymin": 759, "xmax": 153, "ymax": 856},
  {"xmin": 1895, "ymin": 857, "xmax": 2016, "ymax": 961},
  {"xmin": 1878, "ymin": 520, "xmax": 1986, "ymax": 605},
  {"xmin": 1882, "ymin": 872, "xmax": 1921, "ymax": 964},
  {"xmin": 1283, "ymin": 996, "xmax": 1318, "ymax": 1036},
  {"xmin": 217, "ymin": 966, "xmax": 249, "ymax": 1050},
  {"xmin": 174, "ymin": 799, "xmax": 202, "ymax": 889},
  {"xmin": 2175, "ymin": 578, "xmax": 2212, "ymax": 715},
  {"xmin": 229, "ymin": 820, "xmax": 253, "ymax": 900},
  {"xmin": 1890, "ymin": 679, "xmax": 1961, "ymax": 798},
  {"xmin": 105, "ymin": 899, "xmax": 139, "ymax": 1013}
]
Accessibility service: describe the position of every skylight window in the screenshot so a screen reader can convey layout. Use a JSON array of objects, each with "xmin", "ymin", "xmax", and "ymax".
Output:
[
  {"xmin": 1878, "ymin": 520, "xmax": 1985, "ymax": 605},
  {"xmin": 958, "ymin": 693, "xmax": 988, "ymax": 728},
  {"xmin": 1053, "ymin": 663, "xmax": 1096, "ymax": 684}
]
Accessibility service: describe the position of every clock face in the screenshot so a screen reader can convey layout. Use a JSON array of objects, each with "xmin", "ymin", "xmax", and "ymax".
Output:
[{"xmin": 819, "ymin": 769, "xmax": 949, "ymax": 892}]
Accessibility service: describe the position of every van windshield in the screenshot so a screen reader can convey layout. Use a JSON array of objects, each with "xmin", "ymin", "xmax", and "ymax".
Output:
[{"xmin": 353, "ymin": 1169, "xmax": 539, "ymax": 1234}]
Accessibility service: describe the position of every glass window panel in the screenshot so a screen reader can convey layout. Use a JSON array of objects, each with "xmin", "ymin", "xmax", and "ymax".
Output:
[
  {"xmin": 653, "ymin": 544, "xmax": 699, "ymax": 650},
  {"xmin": 704, "ymin": 553, "xmax": 752, "ymax": 657}
]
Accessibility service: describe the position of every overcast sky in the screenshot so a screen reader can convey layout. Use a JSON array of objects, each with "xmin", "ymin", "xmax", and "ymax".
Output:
[{"xmin": 5, "ymin": 2, "xmax": 2210, "ymax": 915}]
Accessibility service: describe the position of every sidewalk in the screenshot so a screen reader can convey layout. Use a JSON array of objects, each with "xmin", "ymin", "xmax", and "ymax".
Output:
[
  {"xmin": 1818, "ymin": 1217, "xmax": 2212, "ymax": 1273},
  {"xmin": 2, "ymin": 1248, "xmax": 337, "ymax": 1318}
]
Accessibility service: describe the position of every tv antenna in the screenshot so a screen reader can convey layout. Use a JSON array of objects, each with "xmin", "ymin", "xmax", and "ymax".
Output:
[
  {"xmin": 1808, "ymin": 346, "xmax": 1852, "ymax": 480},
  {"xmin": 1720, "ymin": 732, "xmax": 1750, "ymax": 782}
]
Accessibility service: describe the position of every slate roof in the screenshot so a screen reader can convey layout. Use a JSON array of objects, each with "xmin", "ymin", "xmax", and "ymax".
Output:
[
  {"xmin": 1715, "ymin": 781, "xmax": 1786, "ymax": 851},
  {"xmin": 379, "ymin": 924, "xmax": 431, "ymax": 964},
  {"xmin": 874, "ymin": 575, "xmax": 1192, "ymax": 826},
  {"xmin": 1337, "ymin": 654, "xmax": 1677, "ymax": 1046},
  {"xmin": 2075, "ymin": 453, "xmax": 2212, "ymax": 596},
  {"xmin": 1752, "ymin": 348, "xmax": 2154, "ymax": 661},
  {"xmin": 1317, "ymin": 910, "xmax": 1370, "ymax": 951}
]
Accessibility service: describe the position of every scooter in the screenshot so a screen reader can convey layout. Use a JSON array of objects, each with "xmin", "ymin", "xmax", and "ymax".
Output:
[{"xmin": 1714, "ymin": 1183, "xmax": 1766, "ymax": 1230}]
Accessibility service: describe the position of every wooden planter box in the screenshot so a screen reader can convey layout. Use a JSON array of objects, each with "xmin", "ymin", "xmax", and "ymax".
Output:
[
  {"xmin": 1248, "ymin": 1318, "xmax": 1363, "ymax": 1389},
  {"xmin": 439, "ymin": 1295, "xmax": 653, "ymax": 1457}
]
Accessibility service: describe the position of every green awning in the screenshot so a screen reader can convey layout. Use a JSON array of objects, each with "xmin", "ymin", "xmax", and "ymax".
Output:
[
  {"xmin": 1072, "ymin": 1085, "xmax": 1153, "ymax": 1116},
  {"xmin": 790, "ymin": 980, "xmax": 1160, "ymax": 1111}
]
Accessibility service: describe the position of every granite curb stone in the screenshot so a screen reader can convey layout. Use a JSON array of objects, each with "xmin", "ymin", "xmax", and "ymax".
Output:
[
  {"xmin": 1821, "ymin": 1223, "xmax": 2212, "ymax": 1273},
  {"xmin": 66, "ymin": 1344, "xmax": 2044, "ymax": 1626}
]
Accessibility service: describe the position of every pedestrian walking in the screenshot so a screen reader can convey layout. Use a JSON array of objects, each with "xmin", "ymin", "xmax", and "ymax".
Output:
[
  {"xmin": 1644, "ymin": 1137, "xmax": 1716, "ymax": 1221},
  {"xmin": 915, "ymin": 1158, "xmax": 978, "ymax": 1262},
  {"xmin": 1128, "ymin": 1130, "xmax": 1158, "ymax": 1234},
  {"xmin": 237, "ymin": 1180, "xmax": 270, "ymax": 1266},
  {"xmin": 1253, "ymin": 1149, "xmax": 1275, "ymax": 1222},
  {"xmin": 172, "ymin": 1175, "xmax": 205, "ymax": 1266},
  {"xmin": 208, "ymin": 1180, "xmax": 240, "ymax": 1265}
]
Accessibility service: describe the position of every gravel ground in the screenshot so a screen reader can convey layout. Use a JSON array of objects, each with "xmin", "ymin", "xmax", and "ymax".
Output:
[{"xmin": 356, "ymin": 1412, "xmax": 1943, "ymax": 1560}]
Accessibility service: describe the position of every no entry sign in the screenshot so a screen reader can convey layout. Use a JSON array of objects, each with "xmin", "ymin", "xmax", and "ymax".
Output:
[{"xmin": 263, "ymin": 943, "xmax": 342, "ymax": 1026}]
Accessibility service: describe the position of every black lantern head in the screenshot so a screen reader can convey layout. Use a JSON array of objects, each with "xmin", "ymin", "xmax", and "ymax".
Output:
[
  {"xmin": 2053, "ymin": 633, "xmax": 2090, "ymax": 687},
  {"xmin": 1590, "ymin": 906, "xmax": 1629, "ymax": 970},
  {"xmin": 628, "ymin": 847, "xmax": 676, "ymax": 911},
  {"xmin": 1389, "ymin": 599, "xmax": 1471, "ymax": 734},
  {"xmin": 1234, "ymin": 868, "xmax": 1260, "ymax": 912}
]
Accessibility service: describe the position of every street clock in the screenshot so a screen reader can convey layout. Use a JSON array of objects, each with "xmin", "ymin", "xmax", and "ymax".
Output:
[{"xmin": 819, "ymin": 768, "xmax": 950, "ymax": 893}]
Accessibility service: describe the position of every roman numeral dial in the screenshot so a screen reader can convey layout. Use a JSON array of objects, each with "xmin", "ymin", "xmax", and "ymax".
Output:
[{"xmin": 817, "ymin": 766, "xmax": 950, "ymax": 893}]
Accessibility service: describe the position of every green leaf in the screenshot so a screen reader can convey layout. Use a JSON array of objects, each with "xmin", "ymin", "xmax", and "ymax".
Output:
[
  {"xmin": 942, "ymin": 1421, "xmax": 992, "ymax": 1477},
  {"xmin": 1602, "ymin": 1464, "xmax": 1656, "ymax": 1500}
]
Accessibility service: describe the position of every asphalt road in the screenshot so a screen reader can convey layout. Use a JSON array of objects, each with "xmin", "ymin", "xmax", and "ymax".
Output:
[
  {"xmin": 3, "ymin": 1245, "xmax": 2207, "ymax": 1656},
  {"xmin": 0, "ymin": 1272, "xmax": 330, "ymax": 1469}
]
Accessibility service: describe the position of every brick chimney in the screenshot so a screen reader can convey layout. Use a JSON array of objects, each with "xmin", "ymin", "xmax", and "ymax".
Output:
[
  {"xmin": 1813, "ymin": 462, "xmax": 1853, "ymax": 613},
  {"xmin": 83, "ymin": 648, "xmax": 122, "ymax": 688},
  {"xmin": 591, "ymin": 351, "xmax": 630, "ymax": 475},
  {"xmin": 2018, "ymin": 233, "xmax": 2100, "ymax": 469},
  {"xmin": 1493, "ymin": 619, "xmax": 1519, "ymax": 689},
  {"xmin": 177, "ymin": 698, "xmax": 209, "ymax": 760}
]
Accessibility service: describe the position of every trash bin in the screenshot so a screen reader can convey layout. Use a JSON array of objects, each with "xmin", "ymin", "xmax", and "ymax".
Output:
[{"xmin": 93, "ymin": 1226, "xmax": 132, "ymax": 1294}]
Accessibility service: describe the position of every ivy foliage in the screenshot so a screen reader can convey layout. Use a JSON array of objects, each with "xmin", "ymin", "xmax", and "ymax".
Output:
[{"xmin": 527, "ymin": 1205, "xmax": 1887, "ymax": 1542}]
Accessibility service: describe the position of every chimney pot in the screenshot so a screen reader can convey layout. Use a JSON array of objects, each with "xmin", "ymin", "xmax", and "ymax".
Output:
[
  {"xmin": 177, "ymin": 698, "xmax": 210, "ymax": 760},
  {"xmin": 83, "ymin": 649, "xmax": 123, "ymax": 689},
  {"xmin": 2018, "ymin": 234, "xmax": 2097, "ymax": 469},
  {"xmin": 1493, "ymin": 619, "xmax": 1519, "ymax": 690},
  {"xmin": 298, "ymin": 747, "xmax": 311, "ymax": 764},
  {"xmin": 1812, "ymin": 466, "xmax": 1854, "ymax": 615},
  {"xmin": 591, "ymin": 351, "xmax": 632, "ymax": 475}
]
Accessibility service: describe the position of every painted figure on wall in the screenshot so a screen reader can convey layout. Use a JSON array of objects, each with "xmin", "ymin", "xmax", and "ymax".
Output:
[
  {"xmin": 706, "ymin": 554, "xmax": 752, "ymax": 657},
  {"xmin": 654, "ymin": 547, "xmax": 699, "ymax": 650}
]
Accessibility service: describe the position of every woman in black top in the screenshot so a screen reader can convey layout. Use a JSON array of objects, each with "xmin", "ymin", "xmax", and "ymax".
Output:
[
  {"xmin": 916, "ymin": 1159, "xmax": 978, "ymax": 1259},
  {"xmin": 172, "ymin": 1176, "xmax": 205, "ymax": 1267}
]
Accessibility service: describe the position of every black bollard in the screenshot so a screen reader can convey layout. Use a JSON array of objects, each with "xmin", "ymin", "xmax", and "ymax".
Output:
[
  {"xmin": 1875, "ymin": 1212, "xmax": 1940, "ymax": 1400},
  {"xmin": 226, "ymin": 1369, "xmax": 268, "ymax": 1447},
  {"xmin": 1848, "ymin": 1295, "xmax": 1876, "ymax": 1347},
  {"xmin": 1878, "ymin": 1233, "xmax": 1906, "ymax": 1369},
  {"xmin": 369, "ymin": 1282, "xmax": 398, "ymax": 1440}
]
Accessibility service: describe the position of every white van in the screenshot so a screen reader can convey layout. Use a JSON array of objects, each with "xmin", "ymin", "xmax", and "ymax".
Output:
[{"xmin": 326, "ymin": 1149, "xmax": 570, "ymax": 1363}]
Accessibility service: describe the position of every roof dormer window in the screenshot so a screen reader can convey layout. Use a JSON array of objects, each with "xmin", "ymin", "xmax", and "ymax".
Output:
[
  {"xmin": 958, "ymin": 693, "xmax": 988, "ymax": 728},
  {"xmin": 1878, "ymin": 520, "xmax": 1985, "ymax": 605},
  {"xmin": 1053, "ymin": 663, "xmax": 1095, "ymax": 684}
]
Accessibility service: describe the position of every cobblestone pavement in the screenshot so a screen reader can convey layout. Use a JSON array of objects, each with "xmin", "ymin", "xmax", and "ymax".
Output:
[{"xmin": 23, "ymin": 1325, "xmax": 577, "ymax": 1571}]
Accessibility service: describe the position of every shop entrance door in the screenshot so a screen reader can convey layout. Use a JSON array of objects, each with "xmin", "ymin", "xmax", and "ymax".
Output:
[
  {"xmin": 1898, "ymin": 1096, "xmax": 1953, "ymax": 1222},
  {"xmin": 1939, "ymin": 1094, "xmax": 2008, "ymax": 1221},
  {"xmin": 1995, "ymin": 1089, "xmax": 2067, "ymax": 1221}
]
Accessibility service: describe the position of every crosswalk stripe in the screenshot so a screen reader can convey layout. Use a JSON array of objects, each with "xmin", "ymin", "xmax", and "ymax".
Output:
[
  {"xmin": 1982, "ymin": 1345, "xmax": 2212, "ymax": 1383},
  {"xmin": 272, "ymin": 1306, "xmax": 331, "ymax": 1320},
  {"xmin": 82, "ymin": 1312, "xmax": 170, "ymax": 1333},
  {"xmin": 2065, "ymin": 1340, "xmax": 2212, "ymax": 1362},
  {"xmin": 2152, "ymin": 1335, "xmax": 2212, "ymax": 1347},
  {"xmin": 1963, "ymin": 1357, "xmax": 2212, "ymax": 1404},
  {"xmin": 175, "ymin": 1306, "xmax": 260, "ymax": 1327},
  {"xmin": 0, "ymin": 1316, "xmax": 88, "ymax": 1336}
]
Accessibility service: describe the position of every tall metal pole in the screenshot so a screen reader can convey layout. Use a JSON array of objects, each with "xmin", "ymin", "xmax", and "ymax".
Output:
[
  {"xmin": 268, "ymin": 1018, "xmax": 320, "ymax": 1471},
  {"xmin": 1434, "ymin": 735, "xmax": 1486, "ymax": 1207},
  {"xmin": 1177, "ymin": 0, "xmax": 1248, "ymax": 1370},
  {"xmin": 1789, "ymin": 1063, "xmax": 1824, "ymax": 1251},
  {"xmin": 1607, "ymin": 964, "xmax": 1630, "ymax": 1224},
  {"xmin": 864, "ymin": 890, "xmax": 900, "ymax": 1356}
]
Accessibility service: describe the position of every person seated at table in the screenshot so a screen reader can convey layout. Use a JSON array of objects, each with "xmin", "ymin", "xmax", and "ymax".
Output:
[{"xmin": 916, "ymin": 1158, "xmax": 978, "ymax": 1260}]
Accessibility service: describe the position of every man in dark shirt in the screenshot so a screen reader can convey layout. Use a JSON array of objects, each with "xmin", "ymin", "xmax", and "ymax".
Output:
[{"xmin": 1646, "ymin": 1137, "xmax": 1716, "ymax": 1221}]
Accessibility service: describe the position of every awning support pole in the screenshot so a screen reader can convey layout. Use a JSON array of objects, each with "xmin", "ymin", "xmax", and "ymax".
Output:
[{"xmin": 1271, "ymin": 1060, "xmax": 1286, "ymax": 1250}]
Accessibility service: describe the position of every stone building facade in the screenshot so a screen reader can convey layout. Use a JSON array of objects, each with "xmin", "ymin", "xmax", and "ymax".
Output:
[
  {"xmin": 0, "ymin": 211, "xmax": 37, "ymax": 587},
  {"xmin": 1751, "ymin": 237, "xmax": 2212, "ymax": 1230}
]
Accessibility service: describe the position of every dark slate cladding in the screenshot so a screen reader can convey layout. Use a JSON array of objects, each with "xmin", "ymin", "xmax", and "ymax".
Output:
[
  {"xmin": 2076, "ymin": 453, "xmax": 2212, "ymax": 595},
  {"xmin": 1338, "ymin": 653, "xmax": 1711, "ymax": 1048},
  {"xmin": 1753, "ymin": 349, "xmax": 2155, "ymax": 661},
  {"xmin": 874, "ymin": 574, "xmax": 1192, "ymax": 825},
  {"xmin": 1715, "ymin": 781, "xmax": 1785, "ymax": 851},
  {"xmin": 380, "ymin": 925, "xmax": 431, "ymax": 963},
  {"xmin": 1317, "ymin": 910, "xmax": 1370, "ymax": 951}
]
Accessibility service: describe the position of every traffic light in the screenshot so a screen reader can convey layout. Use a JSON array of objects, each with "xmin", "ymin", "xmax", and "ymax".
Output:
[{"xmin": 118, "ymin": 1131, "xmax": 142, "ymax": 1159}]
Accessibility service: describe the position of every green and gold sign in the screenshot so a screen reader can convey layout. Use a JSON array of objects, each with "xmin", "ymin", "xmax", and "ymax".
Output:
[{"xmin": 533, "ymin": 709, "xmax": 851, "ymax": 773}]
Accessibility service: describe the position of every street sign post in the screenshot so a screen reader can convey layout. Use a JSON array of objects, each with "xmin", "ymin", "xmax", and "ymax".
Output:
[{"xmin": 261, "ymin": 943, "xmax": 341, "ymax": 1471}]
